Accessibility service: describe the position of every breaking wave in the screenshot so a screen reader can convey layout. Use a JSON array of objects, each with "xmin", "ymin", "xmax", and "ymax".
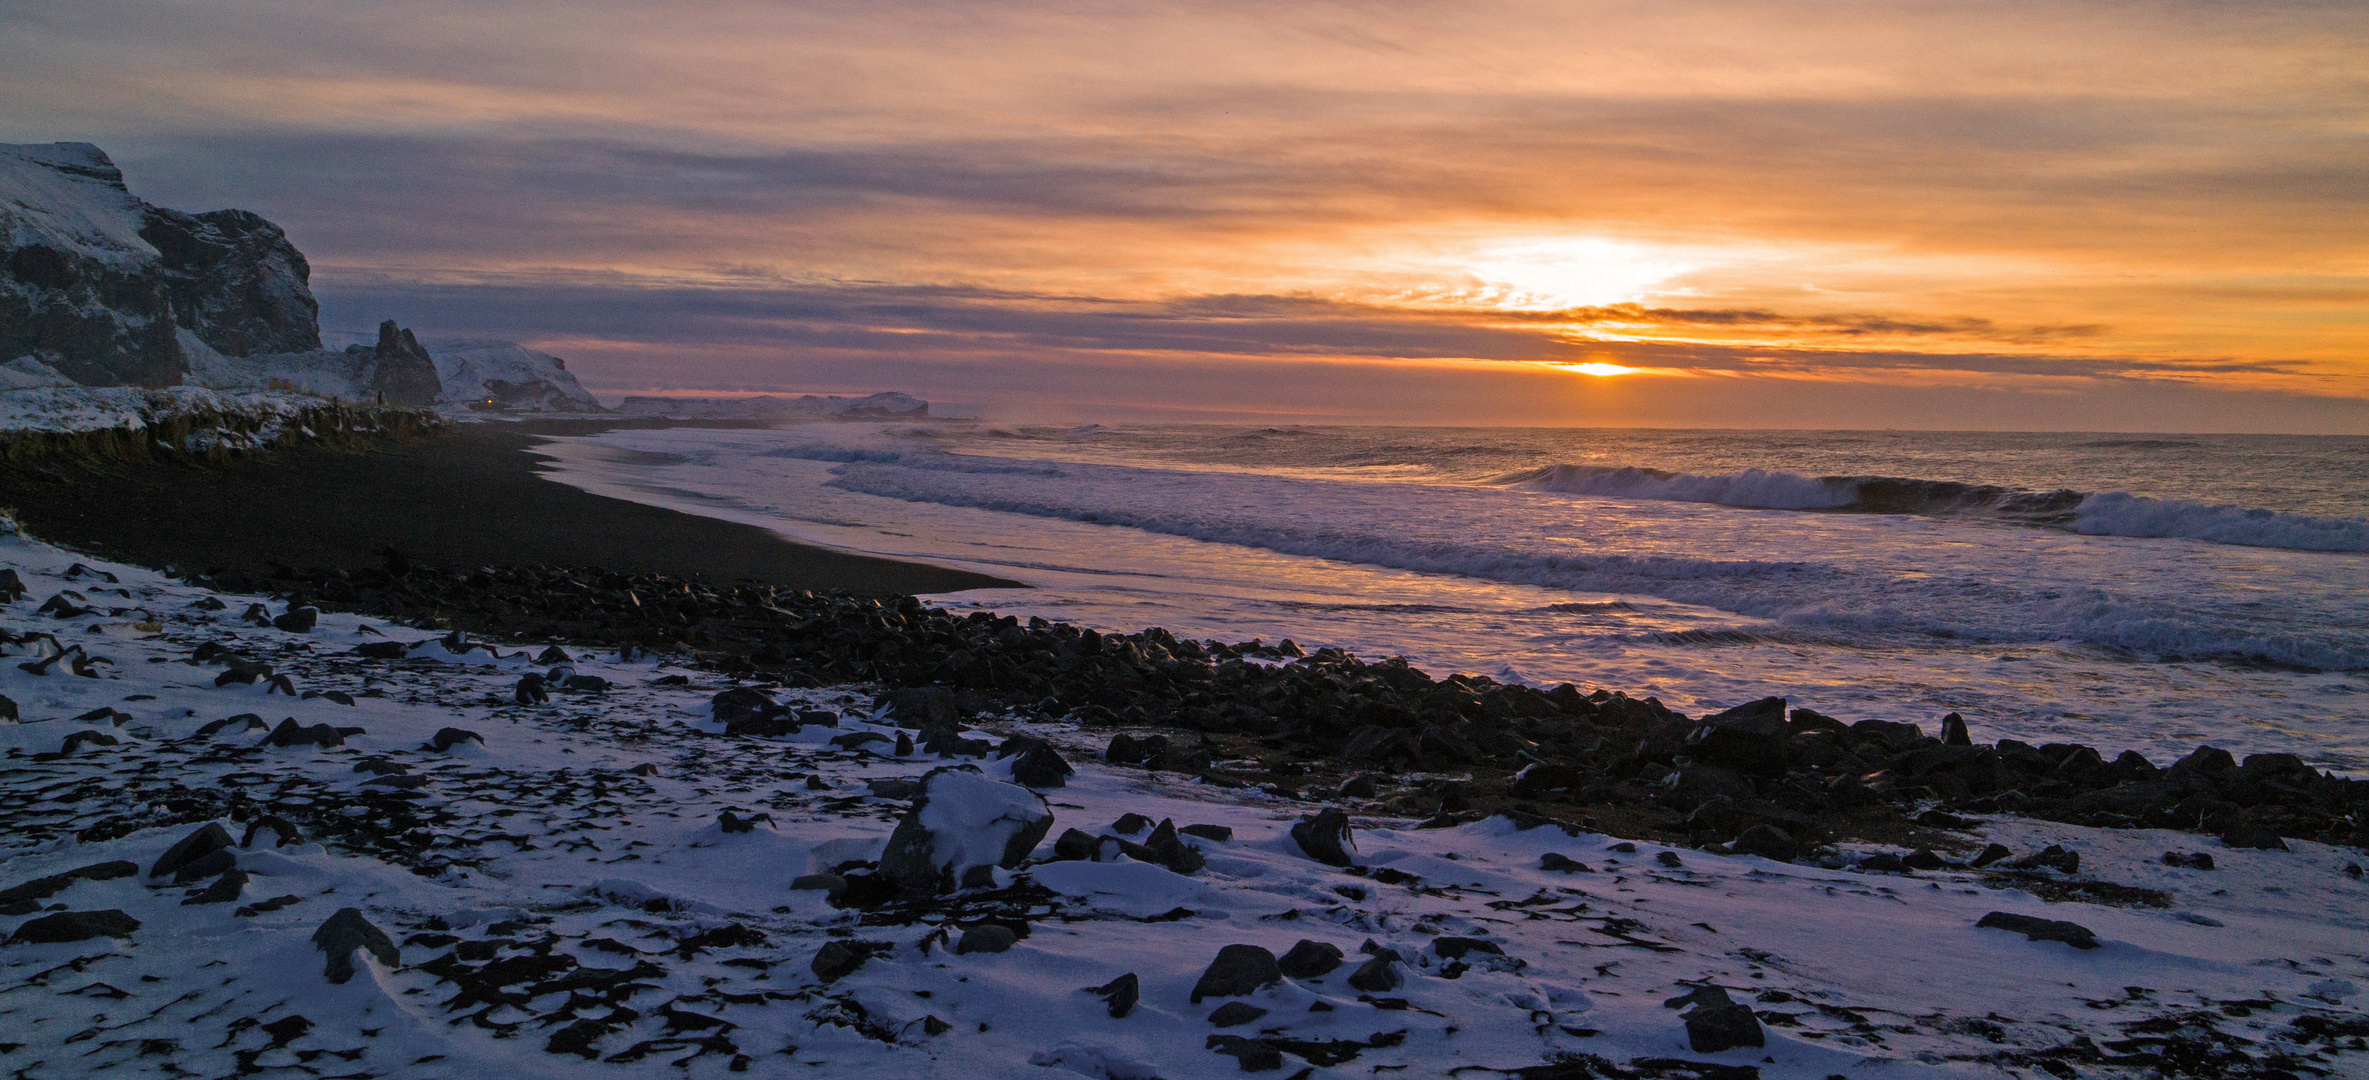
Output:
[{"xmin": 1493, "ymin": 464, "xmax": 2365, "ymax": 552}]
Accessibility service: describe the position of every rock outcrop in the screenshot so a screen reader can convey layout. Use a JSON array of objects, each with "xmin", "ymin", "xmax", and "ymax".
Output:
[
  {"xmin": 363, "ymin": 321, "xmax": 443, "ymax": 407},
  {"xmin": 1, "ymin": 143, "xmax": 319, "ymax": 387}
]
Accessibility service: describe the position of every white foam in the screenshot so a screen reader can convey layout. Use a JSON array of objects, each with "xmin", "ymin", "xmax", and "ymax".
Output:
[{"xmin": 2075, "ymin": 491, "xmax": 2369, "ymax": 552}]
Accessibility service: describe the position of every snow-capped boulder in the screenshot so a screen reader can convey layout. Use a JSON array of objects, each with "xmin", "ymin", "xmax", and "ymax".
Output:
[
  {"xmin": 1, "ymin": 142, "xmax": 319, "ymax": 387},
  {"xmin": 876, "ymin": 765, "xmax": 1054, "ymax": 893}
]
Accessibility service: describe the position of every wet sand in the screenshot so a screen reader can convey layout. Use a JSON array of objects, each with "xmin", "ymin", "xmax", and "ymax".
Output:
[{"xmin": 0, "ymin": 419, "xmax": 1019, "ymax": 594}]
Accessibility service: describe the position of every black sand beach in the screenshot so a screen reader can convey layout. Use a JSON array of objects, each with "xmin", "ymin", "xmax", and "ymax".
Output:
[{"xmin": 0, "ymin": 419, "xmax": 1017, "ymax": 595}]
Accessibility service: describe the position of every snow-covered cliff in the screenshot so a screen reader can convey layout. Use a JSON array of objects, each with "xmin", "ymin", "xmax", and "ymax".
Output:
[{"xmin": 1, "ymin": 142, "xmax": 319, "ymax": 386}]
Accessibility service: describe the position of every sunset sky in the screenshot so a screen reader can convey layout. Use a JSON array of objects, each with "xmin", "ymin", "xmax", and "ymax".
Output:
[{"xmin": 4, "ymin": 1, "xmax": 2363, "ymax": 429}]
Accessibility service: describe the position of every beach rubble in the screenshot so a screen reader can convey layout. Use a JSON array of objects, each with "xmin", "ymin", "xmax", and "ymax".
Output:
[{"xmin": 0, "ymin": 533, "xmax": 2363, "ymax": 1078}]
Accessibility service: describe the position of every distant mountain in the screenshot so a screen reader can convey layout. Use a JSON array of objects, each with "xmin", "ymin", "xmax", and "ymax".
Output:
[
  {"xmin": 612, "ymin": 391, "xmax": 929, "ymax": 420},
  {"xmin": 1, "ymin": 142, "xmax": 319, "ymax": 386}
]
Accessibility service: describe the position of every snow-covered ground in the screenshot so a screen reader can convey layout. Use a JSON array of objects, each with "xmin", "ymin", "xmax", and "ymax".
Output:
[
  {"xmin": 0, "ymin": 384, "xmax": 335, "ymax": 444},
  {"xmin": 1, "ymin": 528, "xmax": 2363, "ymax": 1079}
]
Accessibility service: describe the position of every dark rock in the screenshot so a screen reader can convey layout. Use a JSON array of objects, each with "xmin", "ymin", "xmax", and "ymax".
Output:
[
  {"xmin": 2167, "ymin": 745, "xmax": 2237, "ymax": 780},
  {"xmin": 1730, "ymin": 824, "xmax": 1798, "ymax": 862},
  {"xmin": 894, "ymin": 731, "xmax": 914, "ymax": 755},
  {"xmin": 797, "ymin": 709, "xmax": 840, "ymax": 728},
  {"xmin": 352, "ymin": 641, "xmax": 408, "ymax": 659},
  {"xmin": 811, "ymin": 941, "xmax": 867, "ymax": 982},
  {"xmin": 1207, "ymin": 1002, "xmax": 1269, "ymax": 1028},
  {"xmin": 1976, "ymin": 911, "xmax": 2100, "ymax": 949},
  {"xmin": 514, "ymin": 674, "xmax": 549, "ymax": 704},
  {"xmin": 1941, "ymin": 712, "xmax": 1972, "ymax": 745},
  {"xmin": 1346, "ymin": 955, "xmax": 1402, "ymax": 992},
  {"xmin": 0, "ymin": 861, "xmax": 137, "ymax": 907},
  {"xmin": 59, "ymin": 729, "xmax": 118, "ymax": 754},
  {"xmin": 240, "ymin": 815, "xmax": 304, "ymax": 849},
  {"xmin": 2008, "ymin": 844, "xmax": 2079, "ymax": 874},
  {"xmin": 955, "ymin": 924, "xmax": 1018, "ymax": 955},
  {"xmin": 1903, "ymin": 848, "xmax": 1949, "ymax": 871},
  {"xmin": 875, "ymin": 765, "xmax": 1055, "ymax": 894},
  {"xmin": 2162, "ymin": 851, "xmax": 2216, "ymax": 870},
  {"xmin": 789, "ymin": 873, "xmax": 847, "ymax": 898},
  {"xmin": 1110, "ymin": 813, "xmax": 1154, "ymax": 835},
  {"xmin": 1290, "ymin": 808, "xmax": 1357, "ymax": 867},
  {"xmin": 422, "ymin": 727, "xmax": 484, "ymax": 752},
  {"xmin": 1970, "ymin": 843, "xmax": 2012, "ymax": 868},
  {"xmin": 717, "ymin": 810, "xmax": 772, "ymax": 834},
  {"xmin": 1052, "ymin": 828, "xmax": 1103, "ymax": 862},
  {"xmin": 1141, "ymin": 819, "xmax": 1206, "ymax": 874},
  {"xmin": 560, "ymin": 674, "xmax": 610, "ymax": 693},
  {"xmin": 2219, "ymin": 827, "xmax": 2288, "ymax": 851},
  {"xmin": 1191, "ymin": 944, "xmax": 1283, "ymax": 1002},
  {"xmin": 272, "ymin": 606, "xmax": 318, "ymax": 633},
  {"xmin": 260, "ymin": 718, "xmax": 342, "ymax": 748},
  {"xmin": 151, "ymin": 822, "xmax": 235, "ymax": 879},
  {"xmin": 1011, "ymin": 742, "xmax": 1074, "ymax": 788},
  {"xmin": 536, "ymin": 645, "xmax": 571, "ymax": 665},
  {"xmin": 1511, "ymin": 763, "xmax": 1586, "ymax": 797},
  {"xmin": 1693, "ymin": 696, "xmax": 1789, "ymax": 776},
  {"xmin": 1540, "ymin": 852, "xmax": 1593, "ymax": 873},
  {"xmin": 1277, "ymin": 939, "xmax": 1345, "ymax": 978},
  {"xmin": 1337, "ymin": 773, "xmax": 1381, "ymax": 799},
  {"xmin": 1181, "ymin": 824, "xmax": 1233, "ymax": 842},
  {"xmin": 1086, "ymin": 972, "xmax": 1139, "ymax": 1018},
  {"xmin": 9, "ymin": 909, "xmax": 140, "ymax": 944},
  {"xmin": 1105, "ymin": 733, "xmax": 1144, "ymax": 764},
  {"xmin": 1655, "ymin": 851, "xmax": 1684, "ymax": 868},
  {"xmin": 312, "ymin": 908, "xmax": 399, "ymax": 982},
  {"xmin": 0, "ymin": 692, "xmax": 15, "ymax": 722},
  {"xmin": 1857, "ymin": 853, "xmax": 1908, "ymax": 873},
  {"xmin": 1669, "ymin": 985, "xmax": 1765, "ymax": 1053},
  {"xmin": 182, "ymin": 869, "xmax": 248, "ymax": 905},
  {"xmin": 363, "ymin": 321, "xmax": 443, "ymax": 406},
  {"xmin": 1432, "ymin": 937, "xmax": 1503, "ymax": 960},
  {"xmin": 1206, "ymin": 1034, "xmax": 1284, "ymax": 1072},
  {"xmin": 170, "ymin": 848, "xmax": 235, "ymax": 884}
]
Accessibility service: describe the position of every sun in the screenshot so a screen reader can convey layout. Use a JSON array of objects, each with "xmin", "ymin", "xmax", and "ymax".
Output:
[
  {"xmin": 1563, "ymin": 362, "xmax": 1641, "ymax": 376},
  {"xmin": 1459, "ymin": 237, "xmax": 1696, "ymax": 310}
]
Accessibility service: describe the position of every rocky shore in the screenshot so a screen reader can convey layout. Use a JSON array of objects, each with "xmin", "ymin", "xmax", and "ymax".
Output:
[
  {"xmin": 4, "ymin": 525, "xmax": 2366, "ymax": 1078},
  {"xmin": 207, "ymin": 556, "xmax": 2369, "ymax": 864}
]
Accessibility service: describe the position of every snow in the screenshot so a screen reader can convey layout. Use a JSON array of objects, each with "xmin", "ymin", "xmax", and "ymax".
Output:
[
  {"xmin": 1, "ymin": 532, "xmax": 2364, "ymax": 1078},
  {"xmin": 0, "ymin": 142, "xmax": 155, "ymax": 269},
  {"xmin": 418, "ymin": 338, "xmax": 601, "ymax": 412},
  {"xmin": 0, "ymin": 355, "xmax": 76, "ymax": 390},
  {"xmin": 907, "ymin": 766, "xmax": 1052, "ymax": 883},
  {"xmin": 0, "ymin": 383, "xmax": 322, "ymax": 442}
]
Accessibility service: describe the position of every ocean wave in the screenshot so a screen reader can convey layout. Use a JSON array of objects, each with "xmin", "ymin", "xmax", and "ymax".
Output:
[
  {"xmin": 2073, "ymin": 492, "xmax": 2368, "ymax": 552},
  {"xmin": 1492, "ymin": 462, "xmax": 2363, "ymax": 551},
  {"xmin": 825, "ymin": 462, "xmax": 2366, "ymax": 671}
]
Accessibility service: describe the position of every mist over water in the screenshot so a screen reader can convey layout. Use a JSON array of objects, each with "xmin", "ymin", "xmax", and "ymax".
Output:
[{"xmin": 537, "ymin": 424, "xmax": 2369, "ymax": 772}]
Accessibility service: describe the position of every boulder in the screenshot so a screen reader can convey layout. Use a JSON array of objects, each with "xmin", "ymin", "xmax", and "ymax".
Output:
[
  {"xmin": 1730, "ymin": 824, "xmax": 1798, "ymax": 862},
  {"xmin": 1207, "ymin": 1002, "xmax": 1269, "ymax": 1028},
  {"xmin": 811, "ymin": 940, "xmax": 867, "ymax": 982},
  {"xmin": 9, "ymin": 909, "xmax": 140, "ymax": 944},
  {"xmin": 1191, "ymin": 944, "xmax": 1282, "ymax": 1002},
  {"xmin": 1086, "ymin": 972, "xmax": 1139, "ymax": 1018},
  {"xmin": 1691, "ymin": 696, "xmax": 1789, "ymax": 776},
  {"xmin": 312, "ymin": 908, "xmax": 399, "ymax": 982},
  {"xmin": 1276, "ymin": 939, "xmax": 1344, "ymax": 979},
  {"xmin": 151, "ymin": 823, "xmax": 235, "ymax": 879},
  {"xmin": 1010, "ymin": 742, "xmax": 1074, "ymax": 788},
  {"xmin": 423, "ymin": 727, "xmax": 485, "ymax": 752},
  {"xmin": 1668, "ymin": 985, "xmax": 1764, "ymax": 1053},
  {"xmin": 1976, "ymin": 911, "xmax": 2099, "ymax": 949},
  {"xmin": 1290, "ymin": 808, "xmax": 1357, "ymax": 867},
  {"xmin": 875, "ymin": 766, "xmax": 1054, "ymax": 893},
  {"xmin": 1346, "ymin": 955, "xmax": 1402, "ymax": 992},
  {"xmin": 272, "ymin": 606, "xmax": 318, "ymax": 633},
  {"xmin": 954, "ymin": 924, "xmax": 1018, "ymax": 955}
]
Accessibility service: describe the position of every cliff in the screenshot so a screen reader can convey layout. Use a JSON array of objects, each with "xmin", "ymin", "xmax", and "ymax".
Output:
[{"xmin": 0, "ymin": 142, "xmax": 319, "ymax": 386}]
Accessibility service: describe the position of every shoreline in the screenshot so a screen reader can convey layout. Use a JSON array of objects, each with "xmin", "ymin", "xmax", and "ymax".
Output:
[{"xmin": 0, "ymin": 418, "xmax": 1019, "ymax": 595}]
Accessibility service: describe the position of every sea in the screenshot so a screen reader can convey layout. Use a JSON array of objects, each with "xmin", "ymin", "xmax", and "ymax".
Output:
[{"xmin": 534, "ymin": 424, "xmax": 2369, "ymax": 772}]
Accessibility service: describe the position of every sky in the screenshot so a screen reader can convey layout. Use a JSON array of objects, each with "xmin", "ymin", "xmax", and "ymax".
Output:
[{"xmin": 3, "ymin": 0, "xmax": 2364, "ymax": 429}]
